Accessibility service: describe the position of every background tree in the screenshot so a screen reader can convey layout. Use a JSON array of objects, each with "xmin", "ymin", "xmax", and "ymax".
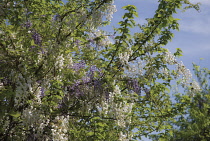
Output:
[
  {"xmin": 153, "ymin": 64, "xmax": 210, "ymax": 141},
  {"xmin": 0, "ymin": 0, "xmax": 200, "ymax": 140}
]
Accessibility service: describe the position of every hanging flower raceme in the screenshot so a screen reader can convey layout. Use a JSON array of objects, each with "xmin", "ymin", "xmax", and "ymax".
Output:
[
  {"xmin": 32, "ymin": 31, "xmax": 42, "ymax": 45},
  {"xmin": 119, "ymin": 49, "xmax": 133, "ymax": 65}
]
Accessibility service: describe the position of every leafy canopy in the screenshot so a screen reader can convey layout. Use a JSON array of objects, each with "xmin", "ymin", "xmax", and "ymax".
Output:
[{"xmin": 0, "ymin": 0, "xmax": 200, "ymax": 140}]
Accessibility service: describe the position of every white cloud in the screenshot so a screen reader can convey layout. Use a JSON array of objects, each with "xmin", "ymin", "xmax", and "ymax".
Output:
[
  {"xmin": 190, "ymin": 0, "xmax": 210, "ymax": 6},
  {"xmin": 184, "ymin": 44, "xmax": 210, "ymax": 55},
  {"xmin": 180, "ymin": 17, "xmax": 210, "ymax": 35},
  {"xmin": 176, "ymin": 0, "xmax": 210, "ymax": 35}
]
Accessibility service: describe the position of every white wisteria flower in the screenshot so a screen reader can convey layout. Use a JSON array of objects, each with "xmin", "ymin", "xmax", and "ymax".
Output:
[{"xmin": 119, "ymin": 49, "xmax": 133, "ymax": 65}]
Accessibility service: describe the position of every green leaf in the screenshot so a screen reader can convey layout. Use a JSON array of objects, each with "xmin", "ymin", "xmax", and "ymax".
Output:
[
  {"xmin": 10, "ymin": 112, "xmax": 21, "ymax": 118},
  {"xmin": 87, "ymin": 132, "xmax": 94, "ymax": 136}
]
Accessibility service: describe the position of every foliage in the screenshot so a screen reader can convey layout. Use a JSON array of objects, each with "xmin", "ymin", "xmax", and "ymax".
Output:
[
  {"xmin": 154, "ymin": 64, "xmax": 210, "ymax": 141},
  {"xmin": 0, "ymin": 0, "xmax": 200, "ymax": 140}
]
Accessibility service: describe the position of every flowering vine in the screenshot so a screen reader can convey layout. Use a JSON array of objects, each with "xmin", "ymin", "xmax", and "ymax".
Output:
[{"xmin": 0, "ymin": 0, "xmax": 201, "ymax": 140}]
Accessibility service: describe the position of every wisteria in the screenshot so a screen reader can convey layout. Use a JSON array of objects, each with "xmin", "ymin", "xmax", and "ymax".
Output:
[
  {"xmin": 71, "ymin": 61, "xmax": 86, "ymax": 71},
  {"xmin": 0, "ymin": 0, "xmax": 202, "ymax": 140},
  {"xmin": 127, "ymin": 79, "xmax": 141, "ymax": 94},
  {"xmin": 51, "ymin": 116, "xmax": 69, "ymax": 141},
  {"xmin": 24, "ymin": 21, "xmax": 32, "ymax": 28},
  {"xmin": 119, "ymin": 49, "xmax": 133, "ymax": 65},
  {"xmin": 53, "ymin": 14, "xmax": 60, "ymax": 21},
  {"xmin": 68, "ymin": 64, "xmax": 104, "ymax": 97},
  {"xmin": 32, "ymin": 31, "xmax": 42, "ymax": 45}
]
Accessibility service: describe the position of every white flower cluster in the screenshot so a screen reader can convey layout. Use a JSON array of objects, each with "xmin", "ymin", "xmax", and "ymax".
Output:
[
  {"xmin": 69, "ymin": 1, "xmax": 116, "ymax": 29},
  {"xmin": 119, "ymin": 132, "xmax": 130, "ymax": 141},
  {"xmin": 137, "ymin": 60, "xmax": 144, "ymax": 75},
  {"xmin": 22, "ymin": 106, "xmax": 35, "ymax": 126},
  {"xmin": 1, "ymin": 116, "xmax": 10, "ymax": 134},
  {"xmin": 127, "ymin": 64, "xmax": 137, "ymax": 75},
  {"xmin": 34, "ymin": 85, "xmax": 42, "ymax": 104},
  {"xmin": 22, "ymin": 106, "xmax": 50, "ymax": 138},
  {"xmin": 105, "ymin": 2, "xmax": 117, "ymax": 21},
  {"xmin": 163, "ymin": 49, "xmax": 192, "ymax": 81},
  {"xmin": 176, "ymin": 61, "xmax": 192, "ymax": 87},
  {"xmin": 54, "ymin": 53, "xmax": 73, "ymax": 76},
  {"xmin": 99, "ymin": 100, "xmax": 109, "ymax": 115},
  {"xmin": 91, "ymin": 1, "xmax": 117, "ymax": 28},
  {"xmin": 115, "ymin": 101, "xmax": 133, "ymax": 128},
  {"xmin": 188, "ymin": 80, "xmax": 201, "ymax": 97},
  {"xmin": 35, "ymin": 52, "xmax": 44, "ymax": 64},
  {"xmin": 163, "ymin": 49, "xmax": 176, "ymax": 65},
  {"xmin": 94, "ymin": 30, "xmax": 112, "ymax": 47},
  {"xmin": 160, "ymin": 67, "xmax": 169, "ymax": 76},
  {"xmin": 0, "ymin": 82, "xmax": 4, "ymax": 89},
  {"xmin": 14, "ymin": 73, "xmax": 33, "ymax": 107},
  {"xmin": 126, "ymin": 60, "xmax": 144, "ymax": 77},
  {"xmin": 163, "ymin": 49, "xmax": 197, "ymax": 92},
  {"xmin": 65, "ymin": 53, "xmax": 73, "ymax": 68},
  {"xmin": 96, "ymin": 87, "xmax": 116, "ymax": 116},
  {"xmin": 55, "ymin": 54, "xmax": 64, "ymax": 71},
  {"xmin": 101, "ymin": 85, "xmax": 134, "ymax": 139},
  {"xmin": 38, "ymin": 118, "xmax": 50, "ymax": 134},
  {"xmin": 119, "ymin": 49, "xmax": 133, "ymax": 65},
  {"xmin": 191, "ymin": 80, "xmax": 201, "ymax": 91},
  {"xmin": 51, "ymin": 116, "xmax": 69, "ymax": 141}
]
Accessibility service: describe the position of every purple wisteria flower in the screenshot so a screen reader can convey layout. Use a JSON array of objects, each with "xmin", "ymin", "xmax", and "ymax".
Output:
[
  {"xmin": 68, "ymin": 80, "xmax": 85, "ymax": 97},
  {"xmin": 26, "ymin": 12, "xmax": 33, "ymax": 15},
  {"xmin": 40, "ymin": 87, "xmax": 45, "ymax": 97},
  {"xmin": 90, "ymin": 65, "xmax": 98, "ymax": 72},
  {"xmin": 72, "ymin": 61, "xmax": 85, "ymax": 71},
  {"xmin": 32, "ymin": 31, "xmax": 42, "ymax": 45},
  {"xmin": 24, "ymin": 21, "xmax": 32, "ymax": 28},
  {"xmin": 127, "ymin": 79, "xmax": 141, "ymax": 94},
  {"xmin": 57, "ymin": 103, "xmax": 62, "ymax": 109},
  {"xmin": 93, "ymin": 79, "xmax": 102, "ymax": 92},
  {"xmin": 30, "ymin": 46, "xmax": 36, "ymax": 49},
  {"xmin": 75, "ymin": 39, "xmax": 81, "ymax": 49},
  {"xmin": 143, "ymin": 87, "xmax": 150, "ymax": 98},
  {"xmin": 67, "ymin": 64, "xmax": 105, "ymax": 97},
  {"xmin": 82, "ymin": 77, "xmax": 91, "ymax": 84},
  {"xmin": 89, "ymin": 66, "xmax": 104, "ymax": 93},
  {"xmin": 88, "ymin": 65, "xmax": 97, "ymax": 79},
  {"xmin": 105, "ymin": 90, "xmax": 110, "ymax": 100},
  {"xmin": 88, "ymin": 39, "xmax": 94, "ymax": 44},
  {"xmin": 53, "ymin": 14, "xmax": 60, "ymax": 21}
]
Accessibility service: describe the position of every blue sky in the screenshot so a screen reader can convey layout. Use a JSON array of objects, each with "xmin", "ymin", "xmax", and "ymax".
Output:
[
  {"xmin": 111, "ymin": 1, "xmax": 210, "ymax": 140},
  {"xmin": 112, "ymin": 0, "xmax": 210, "ymax": 74}
]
